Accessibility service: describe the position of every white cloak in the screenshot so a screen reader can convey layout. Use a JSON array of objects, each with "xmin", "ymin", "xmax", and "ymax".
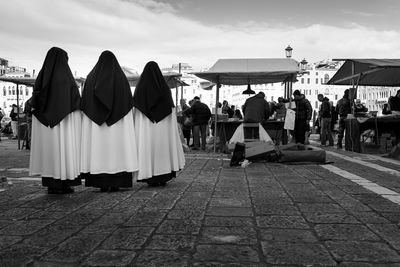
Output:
[
  {"xmin": 29, "ymin": 110, "xmax": 82, "ymax": 180},
  {"xmin": 133, "ymin": 107, "xmax": 185, "ymax": 181}
]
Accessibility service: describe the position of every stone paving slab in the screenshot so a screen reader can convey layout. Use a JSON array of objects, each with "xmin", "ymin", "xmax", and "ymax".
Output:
[{"xmin": 3, "ymin": 139, "xmax": 400, "ymax": 265}]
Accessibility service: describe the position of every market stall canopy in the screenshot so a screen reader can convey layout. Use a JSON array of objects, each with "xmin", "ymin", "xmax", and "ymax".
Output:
[
  {"xmin": 0, "ymin": 76, "xmax": 36, "ymax": 87},
  {"xmin": 0, "ymin": 76, "xmax": 86, "ymax": 87},
  {"xmin": 0, "ymin": 74, "xmax": 187, "ymax": 89},
  {"xmin": 192, "ymin": 58, "xmax": 300, "ymax": 85},
  {"xmin": 125, "ymin": 72, "xmax": 188, "ymax": 88},
  {"xmin": 327, "ymin": 59, "xmax": 400, "ymax": 87}
]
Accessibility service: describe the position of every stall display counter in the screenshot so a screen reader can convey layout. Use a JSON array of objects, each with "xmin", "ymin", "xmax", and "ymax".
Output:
[{"xmin": 345, "ymin": 115, "xmax": 400, "ymax": 153}]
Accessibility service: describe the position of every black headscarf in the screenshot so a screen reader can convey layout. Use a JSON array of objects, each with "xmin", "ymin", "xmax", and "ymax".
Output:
[
  {"xmin": 31, "ymin": 47, "xmax": 81, "ymax": 127},
  {"xmin": 81, "ymin": 51, "xmax": 133, "ymax": 126},
  {"xmin": 133, "ymin": 61, "xmax": 174, "ymax": 123}
]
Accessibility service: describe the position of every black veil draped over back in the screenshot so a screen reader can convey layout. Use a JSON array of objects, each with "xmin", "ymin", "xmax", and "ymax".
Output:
[
  {"xmin": 133, "ymin": 61, "xmax": 175, "ymax": 123},
  {"xmin": 81, "ymin": 50, "xmax": 133, "ymax": 126},
  {"xmin": 31, "ymin": 47, "xmax": 81, "ymax": 127}
]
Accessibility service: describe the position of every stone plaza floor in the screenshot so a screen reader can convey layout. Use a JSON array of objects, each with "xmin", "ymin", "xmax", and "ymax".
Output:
[{"xmin": 2, "ymin": 138, "xmax": 400, "ymax": 266}]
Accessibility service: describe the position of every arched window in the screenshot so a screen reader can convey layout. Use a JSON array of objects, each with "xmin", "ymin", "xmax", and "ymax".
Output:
[
  {"xmin": 26, "ymin": 88, "xmax": 29, "ymax": 96},
  {"xmin": 3, "ymin": 87, "xmax": 6, "ymax": 96},
  {"xmin": 324, "ymin": 74, "xmax": 330, "ymax": 84}
]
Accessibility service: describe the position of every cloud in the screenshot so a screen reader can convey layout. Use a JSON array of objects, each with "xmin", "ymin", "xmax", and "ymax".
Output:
[
  {"xmin": 120, "ymin": 0, "xmax": 176, "ymax": 13},
  {"xmin": 1, "ymin": 0, "xmax": 400, "ymax": 77}
]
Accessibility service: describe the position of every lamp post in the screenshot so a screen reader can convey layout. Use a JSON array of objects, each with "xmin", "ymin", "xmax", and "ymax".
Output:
[
  {"xmin": 300, "ymin": 58, "xmax": 308, "ymax": 72},
  {"xmin": 284, "ymin": 45, "xmax": 293, "ymax": 99},
  {"xmin": 285, "ymin": 45, "xmax": 293, "ymax": 58}
]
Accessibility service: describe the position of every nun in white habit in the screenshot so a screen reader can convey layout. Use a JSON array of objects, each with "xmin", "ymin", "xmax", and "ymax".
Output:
[
  {"xmin": 133, "ymin": 61, "xmax": 185, "ymax": 186},
  {"xmin": 80, "ymin": 51, "xmax": 138, "ymax": 192},
  {"xmin": 29, "ymin": 47, "xmax": 82, "ymax": 194}
]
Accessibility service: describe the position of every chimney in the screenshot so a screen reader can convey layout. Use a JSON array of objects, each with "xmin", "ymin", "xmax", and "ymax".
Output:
[{"xmin": 32, "ymin": 69, "xmax": 35, "ymax": 78}]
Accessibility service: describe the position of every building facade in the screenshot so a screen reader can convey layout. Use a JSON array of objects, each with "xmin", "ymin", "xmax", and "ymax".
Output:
[{"xmin": 0, "ymin": 58, "xmax": 33, "ymax": 115}]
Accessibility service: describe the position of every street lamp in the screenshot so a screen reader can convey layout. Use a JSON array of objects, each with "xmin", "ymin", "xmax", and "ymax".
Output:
[
  {"xmin": 284, "ymin": 45, "xmax": 293, "ymax": 99},
  {"xmin": 285, "ymin": 45, "xmax": 293, "ymax": 58},
  {"xmin": 300, "ymin": 58, "xmax": 308, "ymax": 71}
]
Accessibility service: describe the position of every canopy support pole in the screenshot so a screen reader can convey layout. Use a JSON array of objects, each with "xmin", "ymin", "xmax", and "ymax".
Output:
[
  {"xmin": 214, "ymin": 76, "xmax": 220, "ymax": 152},
  {"xmin": 16, "ymin": 82, "xmax": 20, "ymax": 150},
  {"xmin": 175, "ymin": 84, "xmax": 178, "ymax": 107}
]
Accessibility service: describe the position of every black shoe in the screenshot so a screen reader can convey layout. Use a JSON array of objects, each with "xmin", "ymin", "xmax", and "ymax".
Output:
[
  {"xmin": 110, "ymin": 187, "xmax": 119, "ymax": 192},
  {"xmin": 100, "ymin": 187, "xmax": 109, "ymax": 192},
  {"xmin": 192, "ymin": 147, "xmax": 199, "ymax": 150},
  {"xmin": 159, "ymin": 182, "xmax": 167, "ymax": 186},
  {"xmin": 337, "ymin": 143, "xmax": 342, "ymax": 149}
]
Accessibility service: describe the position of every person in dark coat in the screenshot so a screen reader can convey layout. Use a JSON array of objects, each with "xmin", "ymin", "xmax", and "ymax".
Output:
[
  {"xmin": 80, "ymin": 50, "xmax": 138, "ymax": 192},
  {"xmin": 183, "ymin": 96, "xmax": 211, "ymax": 150},
  {"xmin": 29, "ymin": 47, "xmax": 82, "ymax": 194},
  {"xmin": 293, "ymin": 90, "xmax": 312, "ymax": 144},
  {"xmin": 388, "ymin": 89, "xmax": 400, "ymax": 113},
  {"xmin": 318, "ymin": 94, "xmax": 334, "ymax": 146},
  {"xmin": 242, "ymin": 92, "xmax": 270, "ymax": 123},
  {"xmin": 180, "ymin": 98, "xmax": 191, "ymax": 146},
  {"xmin": 335, "ymin": 89, "xmax": 352, "ymax": 149}
]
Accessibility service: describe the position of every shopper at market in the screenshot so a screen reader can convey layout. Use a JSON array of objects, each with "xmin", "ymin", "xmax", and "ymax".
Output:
[
  {"xmin": 9, "ymin": 104, "xmax": 18, "ymax": 139},
  {"xmin": 292, "ymin": 90, "xmax": 312, "ymax": 144},
  {"xmin": 80, "ymin": 50, "xmax": 138, "ymax": 192},
  {"xmin": 29, "ymin": 47, "xmax": 82, "ymax": 194},
  {"xmin": 318, "ymin": 94, "xmax": 334, "ymax": 147},
  {"xmin": 336, "ymin": 89, "xmax": 352, "ymax": 149},
  {"xmin": 183, "ymin": 96, "xmax": 211, "ymax": 150},
  {"xmin": 133, "ymin": 61, "xmax": 185, "ymax": 186}
]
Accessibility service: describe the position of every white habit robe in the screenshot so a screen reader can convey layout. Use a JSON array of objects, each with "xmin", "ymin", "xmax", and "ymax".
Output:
[
  {"xmin": 133, "ymin": 107, "xmax": 185, "ymax": 181},
  {"xmin": 80, "ymin": 110, "xmax": 138, "ymax": 175},
  {"xmin": 29, "ymin": 110, "xmax": 82, "ymax": 180}
]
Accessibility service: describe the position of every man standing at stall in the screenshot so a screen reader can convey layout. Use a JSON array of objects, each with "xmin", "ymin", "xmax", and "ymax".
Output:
[
  {"xmin": 293, "ymin": 90, "xmax": 312, "ymax": 144},
  {"xmin": 183, "ymin": 96, "xmax": 211, "ymax": 150},
  {"xmin": 336, "ymin": 89, "xmax": 352, "ymax": 149},
  {"xmin": 318, "ymin": 94, "xmax": 334, "ymax": 147}
]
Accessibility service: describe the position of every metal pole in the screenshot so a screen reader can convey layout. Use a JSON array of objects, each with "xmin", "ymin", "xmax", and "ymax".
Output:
[
  {"xmin": 16, "ymin": 82, "xmax": 20, "ymax": 149},
  {"xmin": 351, "ymin": 61, "xmax": 355, "ymax": 114},
  {"xmin": 178, "ymin": 63, "xmax": 182, "ymax": 101},
  {"xmin": 214, "ymin": 76, "xmax": 220, "ymax": 152},
  {"xmin": 175, "ymin": 84, "xmax": 178, "ymax": 107},
  {"xmin": 288, "ymin": 79, "xmax": 293, "ymax": 108}
]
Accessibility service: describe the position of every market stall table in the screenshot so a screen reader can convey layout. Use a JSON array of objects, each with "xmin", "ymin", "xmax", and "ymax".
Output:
[{"xmin": 345, "ymin": 115, "xmax": 400, "ymax": 153}]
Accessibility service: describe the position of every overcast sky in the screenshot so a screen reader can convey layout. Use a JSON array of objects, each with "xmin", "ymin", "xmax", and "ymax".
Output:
[{"xmin": 1, "ymin": 0, "xmax": 400, "ymax": 77}]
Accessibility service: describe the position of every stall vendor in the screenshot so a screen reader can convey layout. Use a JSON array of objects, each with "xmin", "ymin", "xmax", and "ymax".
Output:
[
  {"xmin": 242, "ymin": 92, "xmax": 270, "ymax": 123},
  {"xmin": 388, "ymin": 89, "xmax": 400, "ymax": 114}
]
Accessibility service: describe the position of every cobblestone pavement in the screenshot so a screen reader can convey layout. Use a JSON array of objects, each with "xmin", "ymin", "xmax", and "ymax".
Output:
[{"xmin": 2, "ymin": 138, "xmax": 400, "ymax": 266}]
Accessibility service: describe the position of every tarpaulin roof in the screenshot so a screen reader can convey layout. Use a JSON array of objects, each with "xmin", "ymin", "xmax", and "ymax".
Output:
[
  {"xmin": 125, "ymin": 72, "xmax": 188, "ymax": 88},
  {"xmin": 0, "ymin": 77, "xmax": 37, "ymax": 87},
  {"xmin": 0, "ymin": 74, "xmax": 187, "ymax": 88},
  {"xmin": 327, "ymin": 59, "xmax": 400, "ymax": 87},
  {"xmin": 192, "ymin": 58, "xmax": 300, "ymax": 85}
]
